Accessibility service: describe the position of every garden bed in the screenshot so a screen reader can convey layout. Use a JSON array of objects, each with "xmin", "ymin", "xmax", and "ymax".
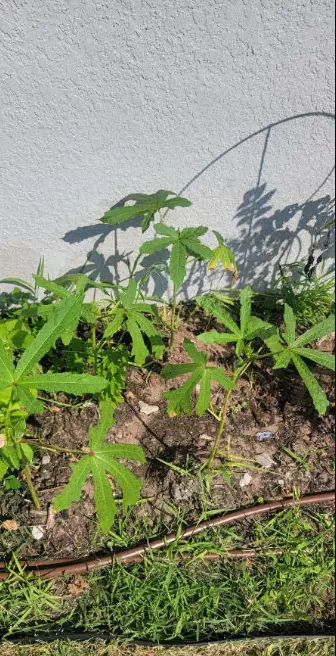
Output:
[{"xmin": 1, "ymin": 313, "xmax": 334, "ymax": 560}]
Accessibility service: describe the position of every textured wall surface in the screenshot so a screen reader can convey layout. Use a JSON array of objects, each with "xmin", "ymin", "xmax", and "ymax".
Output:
[{"xmin": 0, "ymin": 0, "xmax": 335, "ymax": 296}]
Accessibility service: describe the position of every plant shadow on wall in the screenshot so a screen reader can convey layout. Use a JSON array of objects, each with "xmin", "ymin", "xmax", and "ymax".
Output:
[
  {"xmin": 62, "ymin": 185, "xmax": 335, "ymax": 301},
  {"xmin": 61, "ymin": 111, "xmax": 335, "ymax": 298},
  {"xmin": 228, "ymin": 185, "xmax": 335, "ymax": 287}
]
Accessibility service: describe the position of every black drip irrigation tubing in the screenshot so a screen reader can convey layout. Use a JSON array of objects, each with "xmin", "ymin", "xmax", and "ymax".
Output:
[{"xmin": 2, "ymin": 630, "xmax": 335, "ymax": 647}]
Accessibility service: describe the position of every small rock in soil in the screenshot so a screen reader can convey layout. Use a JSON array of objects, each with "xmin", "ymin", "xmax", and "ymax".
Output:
[
  {"xmin": 1, "ymin": 519, "xmax": 19, "ymax": 531},
  {"xmin": 255, "ymin": 453, "xmax": 276, "ymax": 468},
  {"xmin": 41, "ymin": 455, "xmax": 51, "ymax": 465},
  {"xmin": 199, "ymin": 433, "xmax": 213, "ymax": 441},
  {"xmin": 138, "ymin": 401, "xmax": 159, "ymax": 416},
  {"xmin": 31, "ymin": 525, "xmax": 45, "ymax": 540},
  {"xmin": 239, "ymin": 472, "xmax": 252, "ymax": 488}
]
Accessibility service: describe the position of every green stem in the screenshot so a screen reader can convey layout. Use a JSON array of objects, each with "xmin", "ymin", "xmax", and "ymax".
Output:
[
  {"xmin": 92, "ymin": 322, "xmax": 98, "ymax": 373},
  {"xmin": 169, "ymin": 286, "xmax": 177, "ymax": 348},
  {"xmin": 21, "ymin": 438, "xmax": 88, "ymax": 457},
  {"xmin": 4, "ymin": 389, "xmax": 42, "ymax": 510},
  {"xmin": 206, "ymin": 388, "xmax": 233, "ymax": 470},
  {"xmin": 205, "ymin": 361, "xmax": 252, "ymax": 470},
  {"xmin": 22, "ymin": 465, "xmax": 41, "ymax": 510},
  {"xmin": 37, "ymin": 396, "xmax": 84, "ymax": 409}
]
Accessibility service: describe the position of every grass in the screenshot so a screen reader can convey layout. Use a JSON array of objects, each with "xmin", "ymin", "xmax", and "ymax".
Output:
[
  {"xmin": 0, "ymin": 507, "xmax": 334, "ymax": 645},
  {"xmin": 1, "ymin": 637, "xmax": 335, "ymax": 655}
]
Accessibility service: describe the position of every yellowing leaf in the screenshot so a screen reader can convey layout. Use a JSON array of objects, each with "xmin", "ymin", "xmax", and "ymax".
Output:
[{"xmin": 208, "ymin": 233, "xmax": 238, "ymax": 280}]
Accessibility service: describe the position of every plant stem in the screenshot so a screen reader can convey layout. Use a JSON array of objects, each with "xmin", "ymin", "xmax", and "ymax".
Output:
[
  {"xmin": 21, "ymin": 439, "xmax": 88, "ymax": 457},
  {"xmin": 206, "ymin": 388, "xmax": 233, "ymax": 470},
  {"xmin": 22, "ymin": 465, "xmax": 41, "ymax": 510},
  {"xmin": 205, "ymin": 361, "xmax": 252, "ymax": 470},
  {"xmin": 169, "ymin": 286, "xmax": 177, "ymax": 348},
  {"xmin": 37, "ymin": 396, "xmax": 84, "ymax": 409},
  {"xmin": 92, "ymin": 322, "xmax": 98, "ymax": 373},
  {"xmin": 4, "ymin": 390, "xmax": 42, "ymax": 510}
]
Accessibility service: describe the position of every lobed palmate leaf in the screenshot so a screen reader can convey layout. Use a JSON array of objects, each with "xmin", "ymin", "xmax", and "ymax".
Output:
[
  {"xmin": 265, "ymin": 306, "xmax": 335, "ymax": 414},
  {"xmin": 100, "ymin": 190, "xmax": 192, "ymax": 232},
  {"xmin": 162, "ymin": 339, "xmax": 234, "ymax": 417},
  {"xmin": 54, "ymin": 399, "xmax": 145, "ymax": 532},
  {"xmin": 104, "ymin": 280, "xmax": 164, "ymax": 365}
]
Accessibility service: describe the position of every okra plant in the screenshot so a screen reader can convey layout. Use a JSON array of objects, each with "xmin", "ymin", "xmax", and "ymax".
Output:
[
  {"xmin": 0, "ymin": 188, "xmax": 333, "ymax": 531},
  {"xmin": 0, "ymin": 294, "xmax": 145, "ymax": 528},
  {"xmin": 100, "ymin": 190, "xmax": 235, "ymax": 346},
  {"xmin": 162, "ymin": 287, "xmax": 335, "ymax": 468}
]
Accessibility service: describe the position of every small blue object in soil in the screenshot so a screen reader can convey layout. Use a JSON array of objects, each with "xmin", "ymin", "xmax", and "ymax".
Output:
[{"xmin": 256, "ymin": 431, "xmax": 273, "ymax": 440}]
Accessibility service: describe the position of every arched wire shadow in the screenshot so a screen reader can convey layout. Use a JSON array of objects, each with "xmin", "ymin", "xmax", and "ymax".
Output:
[
  {"xmin": 176, "ymin": 111, "xmax": 335, "ymax": 199},
  {"xmin": 170, "ymin": 111, "xmax": 335, "ymax": 289}
]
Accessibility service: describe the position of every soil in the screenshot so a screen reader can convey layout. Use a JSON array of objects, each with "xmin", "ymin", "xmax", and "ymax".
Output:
[{"xmin": 0, "ymin": 312, "xmax": 335, "ymax": 560}]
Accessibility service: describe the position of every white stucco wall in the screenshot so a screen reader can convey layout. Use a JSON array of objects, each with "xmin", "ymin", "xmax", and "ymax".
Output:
[{"xmin": 0, "ymin": 0, "xmax": 335, "ymax": 296}]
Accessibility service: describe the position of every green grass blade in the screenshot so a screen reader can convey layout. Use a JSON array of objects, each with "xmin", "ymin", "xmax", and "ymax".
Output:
[
  {"xmin": 0, "ymin": 277, "xmax": 35, "ymax": 294},
  {"xmin": 292, "ymin": 353, "xmax": 329, "ymax": 415}
]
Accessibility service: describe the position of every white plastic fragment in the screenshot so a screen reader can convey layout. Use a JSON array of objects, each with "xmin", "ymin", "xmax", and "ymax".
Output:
[
  {"xmin": 138, "ymin": 401, "xmax": 159, "ymax": 416},
  {"xmin": 255, "ymin": 431, "xmax": 273, "ymax": 441},
  {"xmin": 31, "ymin": 525, "xmax": 45, "ymax": 540},
  {"xmin": 255, "ymin": 453, "xmax": 276, "ymax": 468},
  {"xmin": 239, "ymin": 472, "xmax": 252, "ymax": 488}
]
